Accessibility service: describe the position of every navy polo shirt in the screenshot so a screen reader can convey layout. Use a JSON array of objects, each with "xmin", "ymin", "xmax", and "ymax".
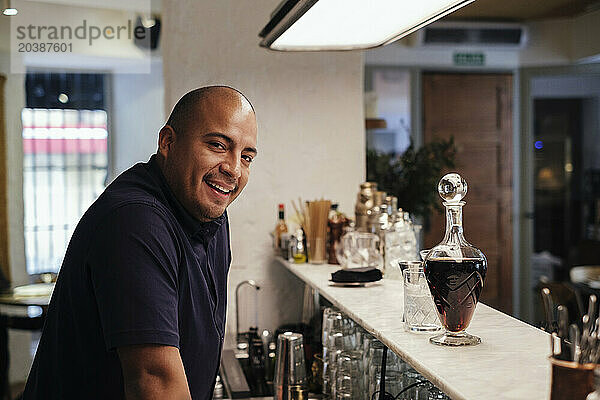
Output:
[{"xmin": 23, "ymin": 155, "xmax": 231, "ymax": 400}]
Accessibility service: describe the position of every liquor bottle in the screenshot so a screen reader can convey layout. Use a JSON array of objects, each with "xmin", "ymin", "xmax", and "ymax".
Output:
[
  {"xmin": 327, "ymin": 204, "xmax": 345, "ymax": 264},
  {"xmin": 385, "ymin": 195, "xmax": 398, "ymax": 224},
  {"xmin": 423, "ymin": 173, "xmax": 487, "ymax": 346},
  {"xmin": 291, "ymin": 228, "xmax": 307, "ymax": 264},
  {"xmin": 274, "ymin": 204, "xmax": 288, "ymax": 251}
]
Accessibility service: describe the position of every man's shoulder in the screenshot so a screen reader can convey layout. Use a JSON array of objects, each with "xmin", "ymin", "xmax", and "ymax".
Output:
[
  {"xmin": 81, "ymin": 162, "xmax": 178, "ymax": 237},
  {"xmin": 103, "ymin": 162, "xmax": 163, "ymax": 204}
]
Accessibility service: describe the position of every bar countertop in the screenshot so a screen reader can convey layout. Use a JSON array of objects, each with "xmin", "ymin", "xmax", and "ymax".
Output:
[{"xmin": 278, "ymin": 258, "xmax": 551, "ymax": 400}]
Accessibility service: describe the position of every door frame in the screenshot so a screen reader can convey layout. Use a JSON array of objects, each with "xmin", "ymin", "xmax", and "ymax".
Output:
[{"xmin": 519, "ymin": 63, "xmax": 600, "ymax": 321}]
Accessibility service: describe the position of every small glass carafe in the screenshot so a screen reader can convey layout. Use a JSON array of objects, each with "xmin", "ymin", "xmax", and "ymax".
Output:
[{"xmin": 423, "ymin": 173, "xmax": 487, "ymax": 346}]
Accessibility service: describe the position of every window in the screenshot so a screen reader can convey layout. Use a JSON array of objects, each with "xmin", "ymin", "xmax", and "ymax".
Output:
[{"xmin": 22, "ymin": 73, "xmax": 108, "ymax": 275}]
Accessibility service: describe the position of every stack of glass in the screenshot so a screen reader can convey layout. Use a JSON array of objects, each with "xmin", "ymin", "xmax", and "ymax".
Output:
[
  {"xmin": 384, "ymin": 211, "xmax": 419, "ymax": 278},
  {"xmin": 322, "ymin": 307, "xmax": 450, "ymax": 399},
  {"xmin": 322, "ymin": 308, "xmax": 364, "ymax": 399}
]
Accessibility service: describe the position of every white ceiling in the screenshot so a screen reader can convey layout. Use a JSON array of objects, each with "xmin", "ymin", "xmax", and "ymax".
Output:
[
  {"xmin": 18, "ymin": 0, "xmax": 161, "ymax": 13},
  {"xmin": 17, "ymin": 0, "xmax": 600, "ymax": 25},
  {"xmin": 18, "ymin": 0, "xmax": 600, "ymax": 21},
  {"xmin": 449, "ymin": 0, "xmax": 600, "ymax": 21}
]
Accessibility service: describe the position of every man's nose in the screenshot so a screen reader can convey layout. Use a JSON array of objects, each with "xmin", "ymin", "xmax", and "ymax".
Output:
[{"xmin": 220, "ymin": 153, "xmax": 241, "ymax": 180}]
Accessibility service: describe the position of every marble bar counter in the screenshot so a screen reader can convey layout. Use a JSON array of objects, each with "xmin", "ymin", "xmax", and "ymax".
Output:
[{"xmin": 277, "ymin": 258, "xmax": 551, "ymax": 400}]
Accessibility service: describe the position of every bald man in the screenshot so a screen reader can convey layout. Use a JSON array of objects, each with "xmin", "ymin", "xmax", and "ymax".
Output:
[{"xmin": 23, "ymin": 86, "xmax": 258, "ymax": 400}]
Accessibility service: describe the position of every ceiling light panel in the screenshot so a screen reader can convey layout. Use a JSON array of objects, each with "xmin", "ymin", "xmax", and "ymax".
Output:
[{"xmin": 262, "ymin": 0, "xmax": 476, "ymax": 51}]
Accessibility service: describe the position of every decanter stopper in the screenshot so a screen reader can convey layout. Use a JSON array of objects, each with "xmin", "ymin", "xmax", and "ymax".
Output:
[{"xmin": 438, "ymin": 173, "xmax": 468, "ymax": 204}]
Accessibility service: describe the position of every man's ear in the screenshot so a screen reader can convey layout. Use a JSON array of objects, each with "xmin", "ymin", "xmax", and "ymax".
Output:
[{"xmin": 158, "ymin": 125, "xmax": 176, "ymax": 157}]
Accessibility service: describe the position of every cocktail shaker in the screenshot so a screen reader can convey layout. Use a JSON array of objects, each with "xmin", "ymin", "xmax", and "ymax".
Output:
[
  {"xmin": 355, "ymin": 182, "xmax": 378, "ymax": 231},
  {"xmin": 273, "ymin": 332, "xmax": 308, "ymax": 400}
]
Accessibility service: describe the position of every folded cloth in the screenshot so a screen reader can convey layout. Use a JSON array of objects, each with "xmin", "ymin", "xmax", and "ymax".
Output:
[{"xmin": 331, "ymin": 267, "xmax": 382, "ymax": 283}]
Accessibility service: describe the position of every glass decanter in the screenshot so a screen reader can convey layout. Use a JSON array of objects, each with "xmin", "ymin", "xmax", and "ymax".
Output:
[{"xmin": 423, "ymin": 173, "xmax": 487, "ymax": 346}]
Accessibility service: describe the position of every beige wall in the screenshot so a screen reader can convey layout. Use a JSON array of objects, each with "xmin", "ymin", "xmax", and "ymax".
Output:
[
  {"xmin": 1, "ymin": 14, "xmax": 35, "ymax": 385},
  {"xmin": 109, "ymin": 61, "xmax": 165, "ymax": 179},
  {"xmin": 11, "ymin": 0, "xmax": 151, "ymax": 71},
  {"xmin": 366, "ymin": 11, "xmax": 600, "ymax": 68},
  {"xmin": 0, "ymin": 9, "xmax": 27, "ymax": 288},
  {"xmin": 519, "ymin": 18, "xmax": 572, "ymax": 66},
  {"xmin": 571, "ymin": 9, "xmax": 600, "ymax": 62},
  {"xmin": 521, "ymin": 11, "xmax": 600, "ymax": 65},
  {"xmin": 162, "ymin": 0, "xmax": 365, "ymax": 345}
]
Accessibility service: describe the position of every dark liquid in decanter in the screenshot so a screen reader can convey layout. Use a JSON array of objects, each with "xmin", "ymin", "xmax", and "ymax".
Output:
[{"xmin": 424, "ymin": 258, "xmax": 487, "ymax": 332}]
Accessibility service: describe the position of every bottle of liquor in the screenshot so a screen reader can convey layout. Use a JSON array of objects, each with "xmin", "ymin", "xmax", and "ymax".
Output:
[
  {"xmin": 327, "ymin": 204, "xmax": 345, "ymax": 264},
  {"xmin": 274, "ymin": 204, "xmax": 288, "ymax": 250},
  {"xmin": 291, "ymin": 228, "xmax": 307, "ymax": 263},
  {"xmin": 385, "ymin": 195, "xmax": 398, "ymax": 224}
]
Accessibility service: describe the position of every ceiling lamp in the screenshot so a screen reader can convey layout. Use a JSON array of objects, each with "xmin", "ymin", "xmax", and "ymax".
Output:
[
  {"xmin": 259, "ymin": 0, "xmax": 476, "ymax": 51},
  {"xmin": 2, "ymin": 0, "xmax": 17, "ymax": 16}
]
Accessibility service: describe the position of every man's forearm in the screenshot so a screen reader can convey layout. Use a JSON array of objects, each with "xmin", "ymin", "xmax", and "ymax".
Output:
[
  {"xmin": 118, "ymin": 345, "xmax": 192, "ymax": 400},
  {"xmin": 123, "ymin": 373, "xmax": 192, "ymax": 400}
]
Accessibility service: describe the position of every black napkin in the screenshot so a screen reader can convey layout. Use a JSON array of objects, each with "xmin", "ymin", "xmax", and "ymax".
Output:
[{"xmin": 331, "ymin": 267, "xmax": 382, "ymax": 283}]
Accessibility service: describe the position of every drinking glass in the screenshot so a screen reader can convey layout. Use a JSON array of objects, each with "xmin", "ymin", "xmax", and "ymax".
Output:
[
  {"xmin": 400, "ymin": 367, "xmax": 430, "ymax": 400},
  {"xmin": 403, "ymin": 265, "xmax": 441, "ymax": 333},
  {"xmin": 361, "ymin": 335, "xmax": 374, "ymax": 391},
  {"xmin": 367, "ymin": 343, "xmax": 404, "ymax": 397},
  {"xmin": 354, "ymin": 325, "xmax": 367, "ymax": 352},
  {"xmin": 370, "ymin": 370, "xmax": 404, "ymax": 398},
  {"xmin": 340, "ymin": 315, "xmax": 357, "ymax": 349},
  {"xmin": 322, "ymin": 307, "xmax": 339, "ymax": 347},
  {"xmin": 389, "ymin": 260, "xmax": 423, "ymax": 281},
  {"xmin": 335, "ymin": 350, "xmax": 363, "ymax": 399},
  {"xmin": 322, "ymin": 310, "xmax": 343, "ymax": 395},
  {"xmin": 399, "ymin": 260, "xmax": 423, "ymax": 272},
  {"xmin": 365, "ymin": 339, "xmax": 385, "ymax": 373},
  {"xmin": 308, "ymin": 237, "xmax": 326, "ymax": 264},
  {"xmin": 427, "ymin": 385, "xmax": 450, "ymax": 399},
  {"xmin": 327, "ymin": 333, "xmax": 344, "ymax": 397},
  {"xmin": 326, "ymin": 313, "xmax": 357, "ymax": 397}
]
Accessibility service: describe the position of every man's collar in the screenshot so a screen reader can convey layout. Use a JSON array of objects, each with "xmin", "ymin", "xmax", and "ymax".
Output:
[{"xmin": 147, "ymin": 155, "xmax": 226, "ymax": 243}]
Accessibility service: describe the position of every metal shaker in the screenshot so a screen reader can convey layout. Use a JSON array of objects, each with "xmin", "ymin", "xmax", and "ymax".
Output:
[
  {"xmin": 355, "ymin": 182, "xmax": 378, "ymax": 231},
  {"xmin": 273, "ymin": 332, "xmax": 308, "ymax": 400}
]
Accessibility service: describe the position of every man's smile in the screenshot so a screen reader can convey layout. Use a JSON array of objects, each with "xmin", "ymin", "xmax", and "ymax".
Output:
[{"xmin": 203, "ymin": 178, "xmax": 236, "ymax": 197}]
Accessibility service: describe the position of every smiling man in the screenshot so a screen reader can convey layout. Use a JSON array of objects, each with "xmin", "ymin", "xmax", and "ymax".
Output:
[{"xmin": 23, "ymin": 86, "xmax": 257, "ymax": 400}]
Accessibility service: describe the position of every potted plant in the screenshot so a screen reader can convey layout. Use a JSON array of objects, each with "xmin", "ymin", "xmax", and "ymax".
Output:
[{"xmin": 366, "ymin": 137, "xmax": 456, "ymax": 224}]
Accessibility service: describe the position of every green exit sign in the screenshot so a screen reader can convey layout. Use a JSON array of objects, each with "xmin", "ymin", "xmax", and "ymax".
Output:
[{"xmin": 453, "ymin": 52, "xmax": 486, "ymax": 66}]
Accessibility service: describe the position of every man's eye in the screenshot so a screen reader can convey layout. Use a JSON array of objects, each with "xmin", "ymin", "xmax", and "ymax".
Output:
[
  {"xmin": 242, "ymin": 155, "xmax": 253, "ymax": 163},
  {"xmin": 210, "ymin": 142, "xmax": 226, "ymax": 150}
]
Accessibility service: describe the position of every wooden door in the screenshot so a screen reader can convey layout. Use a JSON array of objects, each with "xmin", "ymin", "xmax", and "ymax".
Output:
[{"xmin": 423, "ymin": 73, "xmax": 513, "ymax": 313}]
